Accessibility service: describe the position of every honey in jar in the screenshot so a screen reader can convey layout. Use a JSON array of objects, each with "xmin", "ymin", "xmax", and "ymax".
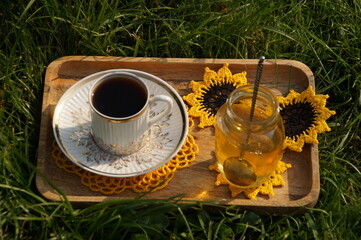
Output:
[{"xmin": 215, "ymin": 85, "xmax": 285, "ymax": 188}]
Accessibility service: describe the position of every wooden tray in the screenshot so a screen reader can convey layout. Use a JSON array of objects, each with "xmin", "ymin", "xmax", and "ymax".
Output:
[{"xmin": 36, "ymin": 56, "xmax": 319, "ymax": 214}]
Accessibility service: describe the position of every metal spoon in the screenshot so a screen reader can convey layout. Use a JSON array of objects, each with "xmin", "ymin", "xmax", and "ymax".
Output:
[{"xmin": 222, "ymin": 56, "xmax": 265, "ymax": 187}]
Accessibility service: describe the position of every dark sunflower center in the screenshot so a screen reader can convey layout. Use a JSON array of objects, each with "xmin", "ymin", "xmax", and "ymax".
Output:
[
  {"xmin": 201, "ymin": 83, "xmax": 236, "ymax": 116},
  {"xmin": 280, "ymin": 101, "xmax": 317, "ymax": 138}
]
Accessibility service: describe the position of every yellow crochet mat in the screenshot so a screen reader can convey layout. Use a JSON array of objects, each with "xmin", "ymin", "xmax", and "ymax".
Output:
[
  {"xmin": 52, "ymin": 132, "xmax": 199, "ymax": 194},
  {"xmin": 209, "ymin": 156, "xmax": 292, "ymax": 200}
]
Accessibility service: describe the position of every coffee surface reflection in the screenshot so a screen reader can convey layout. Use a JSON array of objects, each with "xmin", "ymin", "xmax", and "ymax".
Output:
[{"xmin": 91, "ymin": 76, "xmax": 148, "ymax": 118}]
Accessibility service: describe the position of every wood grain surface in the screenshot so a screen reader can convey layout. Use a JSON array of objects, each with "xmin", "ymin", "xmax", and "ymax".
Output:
[{"xmin": 36, "ymin": 56, "xmax": 319, "ymax": 214}]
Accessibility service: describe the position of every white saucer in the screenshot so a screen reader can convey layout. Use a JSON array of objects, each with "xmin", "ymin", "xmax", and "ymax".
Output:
[{"xmin": 52, "ymin": 69, "xmax": 189, "ymax": 177}]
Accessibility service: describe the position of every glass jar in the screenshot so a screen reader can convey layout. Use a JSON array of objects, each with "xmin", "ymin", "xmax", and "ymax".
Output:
[{"xmin": 215, "ymin": 85, "xmax": 285, "ymax": 188}]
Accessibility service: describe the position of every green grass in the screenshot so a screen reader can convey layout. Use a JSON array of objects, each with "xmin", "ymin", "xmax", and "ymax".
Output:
[{"xmin": 1, "ymin": 0, "xmax": 360, "ymax": 239}]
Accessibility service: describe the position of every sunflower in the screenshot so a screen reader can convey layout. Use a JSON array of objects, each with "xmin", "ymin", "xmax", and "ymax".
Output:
[
  {"xmin": 278, "ymin": 86, "xmax": 336, "ymax": 152},
  {"xmin": 183, "ymin": 63, "xmax": 248, "ymax": 128}
]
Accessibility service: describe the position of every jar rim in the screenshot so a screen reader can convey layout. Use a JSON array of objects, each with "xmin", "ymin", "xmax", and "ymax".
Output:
[{"xmin": 226, "ymin": 85, "xmax": 279, "ymax": 125}]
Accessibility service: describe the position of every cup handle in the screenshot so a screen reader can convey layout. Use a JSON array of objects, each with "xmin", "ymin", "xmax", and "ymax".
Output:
[{"xmin": 148, "ymin": 95, "xmax": 173, "ymax": 126}]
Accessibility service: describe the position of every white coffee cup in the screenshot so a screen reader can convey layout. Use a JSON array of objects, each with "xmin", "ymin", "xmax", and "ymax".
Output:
[{"xmin": 89, "ymin": 72, "xmax": 173, "ymax": 155}]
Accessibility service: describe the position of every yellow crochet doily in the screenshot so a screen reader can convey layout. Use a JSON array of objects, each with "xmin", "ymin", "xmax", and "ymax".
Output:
[
  {"xmin": 209, "ymin": 156, "xmax": 292, "ymax": 200},
  {"xmin": 278, "ymin": 85, "xmax": 336, "ymax": 152},
  {"xmin": 183, "ymin": 63, "xmax": 248, "ymax": 128},
  {"xmin": 52, "ymin": 128, "xmax": 199, "ymax": 194}
]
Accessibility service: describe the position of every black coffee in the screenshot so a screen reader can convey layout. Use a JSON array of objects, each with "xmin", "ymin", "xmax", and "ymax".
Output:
[{"xmin": 91, "ymin": 76, "xmax": 147, "ymax": 118}]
